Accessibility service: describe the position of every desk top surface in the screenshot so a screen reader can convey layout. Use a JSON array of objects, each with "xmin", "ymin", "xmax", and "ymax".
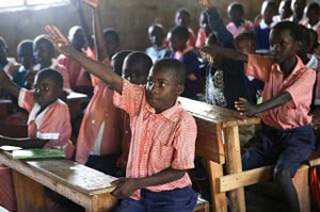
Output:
[
  {"xmin": 179, "ymin": 97, "xmax": 260, "ymax": 127},
  {"xmin": 0, "ymin": 152, "xmax": 117, "ymax": 195}
]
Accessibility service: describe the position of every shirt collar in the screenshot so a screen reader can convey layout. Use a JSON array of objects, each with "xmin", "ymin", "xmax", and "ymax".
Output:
[
  {"xmin": 259, "ymin": 19, "xmax": 270, "ymax": 29},
  {"xmin": 145, "ymin": 99, "xmax": 181, "ymax": 122},
  {"xmin": 307, "ymin": 54, "xmax": 318, "ymax": 70},
  {"xmin": 272, "ymin": 56, "xmax": 306, "ymax": 76},
  {"xmin": 308, "ymin": 20, "xmax": 320, "ymax": 31}
]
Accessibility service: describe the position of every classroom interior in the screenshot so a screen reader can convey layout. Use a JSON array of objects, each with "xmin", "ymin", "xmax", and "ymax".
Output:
[{"xmin": 0, "ymin": 0, "xmax": 319, "ymax": 211}]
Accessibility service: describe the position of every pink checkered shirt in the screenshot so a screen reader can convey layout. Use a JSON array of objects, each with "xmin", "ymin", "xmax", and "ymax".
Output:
[{"xmin": 113, "ymin": 80, "xmax": 197, "ymax": 199}]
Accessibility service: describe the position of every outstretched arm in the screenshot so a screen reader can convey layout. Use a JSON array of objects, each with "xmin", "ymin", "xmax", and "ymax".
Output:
[
  {"xmin": 201, "ymin": 46, "xmax": 248, "ymax": 62},
  {"xmin": 45, "ymin": 25, "xmax": 123, "ymax": 94},
  {"xmin": 0, "ymin": 67, "xmax": 20, "ymax": 98},
  {"xmin": 82, "ymin": 0, "xmax": 108, "ymax": 61},
  {"xmin": 112, "ymin": 168, "xmax": 186, "ymax": 199},
  {"xmin": 235, "ymin": 92, "xmax": 292, "ymax": 116}
]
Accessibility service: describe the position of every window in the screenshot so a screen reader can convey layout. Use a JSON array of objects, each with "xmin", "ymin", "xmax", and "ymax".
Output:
[{"xmin": 0, "ymin": 0, "xmax": 68, "ymax": 8}]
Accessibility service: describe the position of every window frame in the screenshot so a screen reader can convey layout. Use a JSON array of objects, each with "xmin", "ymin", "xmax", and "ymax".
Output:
[{"xmin": 0, "ymin": 0, "xmax": 69, "ymax": 11}]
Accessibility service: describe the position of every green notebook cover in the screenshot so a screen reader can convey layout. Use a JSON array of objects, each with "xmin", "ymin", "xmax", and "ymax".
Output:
[{"xmin": 12, "ymin": 149, "xmax": 65, "ymax": 160}]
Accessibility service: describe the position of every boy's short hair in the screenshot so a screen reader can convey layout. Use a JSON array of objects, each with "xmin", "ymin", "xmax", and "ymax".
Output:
[
  {"xmin": 149, "ymin": 24, "xmax": 165, "ymax": 33},
  {"xmin": 111, "ymin": 50, "xmax": 132, "ymax": 76},
  {"xmin": 228, "ymin": 2, "xmax": 244, "ymax": 16},
  {"xmin": 235, "ymin": 32, "xmax": 256, "ymax": 44},
  {"xmin": 33, "ymin": 35, "xmax": 54, "ymax": 54},
  {"xmin": 37, "ymin": 68, "xmax": 64, "ymax": 89},
  {"xmin": 17, "ymin": 40, "xmax": 33, "ymax": 56},
  {"xmin": 307, "ymin": 28, "xmax": 319, "ymax": 51},
  {"xmin": 261, "ymin": 0, "xmax": 278, "ymax": 15},
  {"xmin": 176, "ymin": 8, "xmax": 191, "ymax": 17},
  {"xmin": 103, "ymin": 28, "xmax": 120, "ymax": 44},
  {"xmin": 170, "ymin": 26, "xmax": 190, "ymax": 43},
  {"xmin": 272, "ymin": 21, "xmax": 302, "ymax": 42},
  {"xmin": 153, "ymin": 59, "xmax": 187, "ymax": 84},
  {"xmin": 307, "ymin": 2, "xmax": 320, "ymax": 13},
  {"xmin": 124, "ymin": 51, "xmax": 153, "ymax": 75}
]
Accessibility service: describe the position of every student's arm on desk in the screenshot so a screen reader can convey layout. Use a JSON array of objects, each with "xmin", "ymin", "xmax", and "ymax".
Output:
[
  {"xmin": 45, "ymin": 25, "xmax": 123, "ymax": 94},
  {"xmin": 0, "ymin": 67, "xmax": 20, "ymax": 98},
  {"xmin": 0, "ymin": 135, "xmax": 49, "ymax": 149},
  {"xmin": 112, "ymin": 168, "xmax": 186, "ymax": 199},
  {"xmin": 201, "ymin": 46, "xmax": 248, "ymax": 62},
  {"xmin": 235, "ymin": 92, "xmax": 292, "ymax": 116}
]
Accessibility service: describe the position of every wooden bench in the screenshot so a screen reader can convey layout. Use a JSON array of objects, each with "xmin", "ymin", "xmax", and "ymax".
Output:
[{"xmin": 0, "ymin": 151, "xmax": 118, "ymax": 212}]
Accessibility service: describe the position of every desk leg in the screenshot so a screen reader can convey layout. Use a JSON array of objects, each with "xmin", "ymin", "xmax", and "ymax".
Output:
[
  {"xmin": 208, "ymin": 160, "xmax": 227, "ymax": 212},
  {"xmin": 12, "ymin": 170, "xmax": 46, "ymax": 212},
  {"xmin": 224, "ymin": 126, "xmax": 245, "ymax": 212},
  {"xmin": 86, "ymin": 193, "xmax": 118, "ymax": 212}
]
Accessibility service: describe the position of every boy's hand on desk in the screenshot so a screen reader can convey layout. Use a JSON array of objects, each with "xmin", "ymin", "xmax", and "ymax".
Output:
[
  {"xmin": 235, "ymin": 98, "xmax": 257, "ymax": 116},
  {"xmin": 45, "ymin": 25, "xmax": 75, "ymax": 57},
  {"xmin": 112, "ymin": 178, "xmax": 141, "ymax": 199},
  {"xmin": 81, "ymin": 0, "xmax": 99, "ymax": 8}
]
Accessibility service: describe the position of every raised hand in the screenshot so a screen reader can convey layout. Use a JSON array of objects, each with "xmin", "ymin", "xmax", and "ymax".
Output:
[
  {"xmin": 235, "ymin": 98, "xmax": 258, "ymax": 116},
  {"xmin": 81, "ymin": 0, "xmax": 99, "ymax": 8},
  {"xmin": 45, "ymin": 25, "xmax": 74, "ymax": 56},
  {"xmin": 198, "ymin": 0, "xmax": 210, "ymax": 8}
]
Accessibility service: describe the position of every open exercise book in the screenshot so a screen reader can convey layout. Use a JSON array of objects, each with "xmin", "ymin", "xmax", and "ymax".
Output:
[{"xmin": 0, "ymin": 146, "xmax": 65, "ymax": 160}]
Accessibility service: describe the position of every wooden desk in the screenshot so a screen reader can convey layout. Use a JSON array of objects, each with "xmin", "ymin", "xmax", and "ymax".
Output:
[
  {"xmin": 0, "ymin": 151, "xmax": 118, "ymax": 212},
  {"xmin": 179, "ymin": 97, "xmax": 260, "ymax": 212}
]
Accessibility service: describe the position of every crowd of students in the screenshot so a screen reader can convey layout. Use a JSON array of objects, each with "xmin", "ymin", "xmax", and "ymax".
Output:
[{"xmin": 0, "ymin": 0, "xmax": 319, "ymax": 211}]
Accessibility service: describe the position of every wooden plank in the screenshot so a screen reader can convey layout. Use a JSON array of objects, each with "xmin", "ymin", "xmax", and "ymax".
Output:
[
  {"xmin": 293, "ymin": 165, "xmax": 310, "ymax": 212},
  {"xmin": 195, "ymin": 119, "xmax": 225, "ymax": 164},
  {"xmin": 91, "ymin": 193, "xmax": 118, "ymax": 212},
  {"xmin": 12, "ymin": 170, "xmax": 46, "ymax": 212},
  {"xmin": 224, "ymin": 125, "xmax": 246, "ymax": 212},
  {"xmin": 207, "ymin": 161, "xmax": 227, "ymax": 212}
]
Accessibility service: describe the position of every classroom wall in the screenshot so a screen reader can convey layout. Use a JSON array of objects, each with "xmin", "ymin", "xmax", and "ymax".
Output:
[{"xmin": 0, "ymin": 0, "xmax": 265, "ymax": 58}]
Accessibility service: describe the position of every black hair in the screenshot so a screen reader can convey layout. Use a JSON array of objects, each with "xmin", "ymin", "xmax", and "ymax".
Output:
[
  {"xmin": 0, "ymin": 37, "xmax": 8, "ymax": 53},
  {"xmin": 149, "ymin": 24, "xmax": 165, "ymax": 34},
  {"xmin": 153, "ymin": 58, "xmax": 187, "ymax": 84},
  {"xmin": 103, "ymin": 28, "xmax": 120, "ymax": 44},
  {"xmin": 235, "ymin": 32, "xmax": 256, "ymax": 44},
  {"xmin": 33, "ymin": 35, "xmax": 54, "ymax": 54},
  {"xmin": 37, "ymin": 68, "xmax": 64, "ymax": 89},
  {"xmin": 307, "ymin": 28, "xmax": 319, "ymax": 51},
  {"xmin": 124, "ymin": 51, "xmax": 153, "ymax": 76},
  {"xmin": 176, "ymin": 8, "xmax": 191, "ymax": 18},
  {"xmin": 272, "ymin": 21, "xmax": 302, "ymax": 42},
  {"xmin": 170, "ymin": 26, "xmax": 189, "ymax": 43},
  {"xmin": 111, "ymin": 50, "xmax": 133, "ymax": 76},
  {"xmin": 307, "ymin": 2, "xmax": 320, "ymax": 13},
  {"xmin": 228, "ymin": 2, "xmax": 244, "ymax": 16},
  {"xmin": 17, "ymin": 40, "xmax": 33, "ymax": 56},
  {"xmin": 206, "ymin": 33, "xmax": 218, "ymax": 46}
]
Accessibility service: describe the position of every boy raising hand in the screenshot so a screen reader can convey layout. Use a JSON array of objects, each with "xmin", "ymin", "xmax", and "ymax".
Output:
[{"xmin": 46, "ymin": 24, "xmax": 198, "ymax": 212}]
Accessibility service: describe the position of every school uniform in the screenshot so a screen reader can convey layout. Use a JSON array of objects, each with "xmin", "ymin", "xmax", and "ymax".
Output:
[
  {"xmin": 242, "ymin": 54, "xmax": 316, "ymax": 177},
  {"xmin": 113, "ymin": 80, "xmax": 198, "ymax": 212},
  {"xmin": 172, "ymin": 48, "xmax": 201, "ymax": 100},
  {"xmin": 0, "ymin": 88, "xmax": 74, "ymax": 211},
  {"xmin": 226, "ymin": 20, "xmax": 253, "ymax": 38},
  {"xmin": 57, "ymin": 54, "xmax": 92, "ymax": 90},
  {"xmin": 145, "ymin": 46, "xmax": 171, "ymax": 63},
  {"xmin": 255, "ymin": 20, "xmax": 272, "ymax": 50},
  {"xmin": 195, "ymin": 28, "xmax": 208, "ymax": 49}
]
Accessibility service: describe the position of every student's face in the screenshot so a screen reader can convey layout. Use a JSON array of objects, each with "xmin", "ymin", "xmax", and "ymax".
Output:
[
  {"xmin": 105, "ymin": 36, "xmax": 119, "ymax": 58},
  {"xmin": 279, "ymin": 1, "xmax": 292, "ymax": 19},
  {"xmin": 34, "ymin": 41, "xmax": 53, "ymax": 65},
  {"xmin": 269, "ymin": 29, "xmax": 299, "ymax": 65},
  {"xmin": 200, "ymin": 13, "xmax": 211, "ymax": 36},
  {"xmin": 307, "ymin": 8, "xmax": 320, "ymax": 26},
  {"xmin": 292, "ymin": 0, "xmax": 307, "ymax": 19},
  {"xmin": 122, "ymin": 58, "xmax": 148, "ymax": 85},
  {"xmin": 168, "ymin": 33, "xmax": 186, "ymax": 52},
  {"xmin": 175, "ymin": 12, "xmax": 190, "ymax": 27},
  {"xmin": 71, "ymin": 29, "xmax": 85, "ymax": 51},
  {"xmin": 34, "ymin": 76, "xmax": 61, "ymax": 108},
  {"xmin": 145, "ymin": 67, "xmax": 183, "ymax": 113},
  {"xmin": 148, "ymin": 26, "xmax": 165, "ymax": 47},
  {"xmin": 263, "ymin": 4, "xmax": 277, "ymax": 24},
  {"xmin": 235, "ymin": 39, "xmax": 256, "ymax": 54},
  {"xmin": 18, "ymin": 48, "xmax": 35, "ymax": 70}
]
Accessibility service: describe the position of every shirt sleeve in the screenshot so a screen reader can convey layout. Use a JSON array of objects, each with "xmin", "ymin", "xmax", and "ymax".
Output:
[
  {"xmin": 246, "ymin": 54, "xmax": 273, "ymax": 81},
  {"xmin": 113, "ymin": 79, "xmax": 145, "ymax": 116},
  {"xmin": 171, "ymin": 113, "xmax": 197, "ymax": 170},
  {"xmin": 285, "ymin": 69, "xmax": 316, "ymax": 108},
  {"xmin": 18, "ymin": 88, "xmax": 35, "ymax": 112},
  {"xmin": 39, "ymin": 103, "xmax": 72, "ymax": 148}
]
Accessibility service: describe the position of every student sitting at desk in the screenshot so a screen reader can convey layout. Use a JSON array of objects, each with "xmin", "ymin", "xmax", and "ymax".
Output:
[
  {"xmin": 0, "ymin": 68, "xmax": 74, "ymax": 211},
  {"xmin": 47, "ymin": 21, "xmax": 198, "ymax": 211}
]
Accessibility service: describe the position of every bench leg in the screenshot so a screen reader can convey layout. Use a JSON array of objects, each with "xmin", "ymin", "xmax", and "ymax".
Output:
[
  {"xmin": 88, "ymin": 193, "xmax": 118, "ymax": 212},
  {"xmin": 224, "ymin": 126, "xmax": 246, "ymax": 212},
  {"xmin": 208, "ymin": 160, "xmax": 227, "ymax": 212},
  {"xmin": 293, "ymin": 165, "xmax": 310, "ymax": 212},
  {"xmin": 12, "ymin": 170, "xmax": 46, "ymax": 212}
]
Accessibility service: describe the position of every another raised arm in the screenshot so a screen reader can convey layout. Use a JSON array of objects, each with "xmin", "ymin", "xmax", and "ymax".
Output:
[
  {"xmin": 45, "ymin": 25, "xmax": 123, "ymax": 94},
  {"xmin": 201, "ymin": 45, "xmax": 248, "ymax": 62}
]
